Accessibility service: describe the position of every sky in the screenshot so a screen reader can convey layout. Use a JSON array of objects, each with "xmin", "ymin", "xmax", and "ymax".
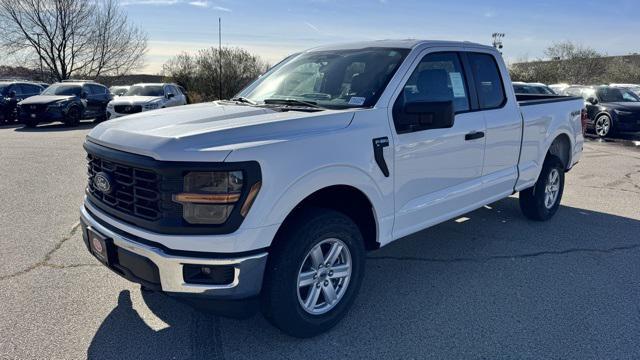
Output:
[{"xmin": 121, "ymin": 0, "xmax": 640, "ymax": 74}]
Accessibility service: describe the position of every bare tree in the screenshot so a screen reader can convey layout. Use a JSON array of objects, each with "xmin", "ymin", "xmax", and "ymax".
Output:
[
  {"xmin": 0, "ymin": 0, "xmax": 147, "ymax": 81},
  {"xmin": 163, "ymin": 47, "xmax": 269, "ymax": 102}
]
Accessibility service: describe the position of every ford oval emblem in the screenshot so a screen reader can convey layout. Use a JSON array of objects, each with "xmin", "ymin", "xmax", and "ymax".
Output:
[{"xmin": 93, "ymin": 172, "xmax": 112, "ymax": 194}]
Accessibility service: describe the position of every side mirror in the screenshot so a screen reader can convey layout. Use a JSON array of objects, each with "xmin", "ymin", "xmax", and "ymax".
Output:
[
  {"xmin": 167, "ymin": 93, "xmax": 175, "ymax": 99},
  {"xmin": 81, "ymin": 91, "xmax": 88, "ymax": 99},
  {"xmin": 586, "ymin": 97, "xmax": 598, "ymax": 105},
  {"xmin": 397, "ymin": 100, "xmax": 455, "ymax": 133},
  {"xmin": 8, "ymin": 90, "xmax": 16, "ymax": 98}
]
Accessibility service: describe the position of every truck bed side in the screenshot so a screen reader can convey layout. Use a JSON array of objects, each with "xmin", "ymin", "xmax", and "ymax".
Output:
[{"xmin": 515, "ymin": 94, "xmax": 585, "ymax": 192}]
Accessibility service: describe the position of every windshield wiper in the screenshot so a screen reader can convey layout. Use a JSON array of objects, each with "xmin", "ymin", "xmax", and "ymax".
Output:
[
  {"xmin": 230, "ymin": 96, "xmax": 257, "ymax": 105},
  {"xmin": 263, "ymin": 98, "xmax": 322, "ymax": 109}
]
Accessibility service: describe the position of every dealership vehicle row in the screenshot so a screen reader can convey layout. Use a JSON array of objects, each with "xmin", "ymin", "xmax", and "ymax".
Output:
[{"xmin": 0, "ymin": 79, "xmax": 188, "ymax": 126}]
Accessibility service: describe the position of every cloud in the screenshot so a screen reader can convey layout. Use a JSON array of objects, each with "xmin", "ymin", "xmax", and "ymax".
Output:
[
  {"xmin": 121, "ymin": 0, "xmax": 179, "ymax": 5},
  {"xmin": 122, "ymin": 0, "xmax": 230, "ymax": 11},
  {"xmin": 304, "ymin": 22, "xmax": 320, "ymax": 33},
  {"xmin": 188, "ymin": 1, "xmax": 209, "ymax": 7},
  {"xmin": 212, "ymin": 5, "xmax": 232, "ymax": 12}
]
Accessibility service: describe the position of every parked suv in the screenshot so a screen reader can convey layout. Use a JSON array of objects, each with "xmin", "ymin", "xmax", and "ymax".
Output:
[
  {"xmin": 106, "ymin": 83, "xmax": 187, "ymax": 119},
  {"xmin": 0, "ymin": 81, "xmax": 44, "ymax": 124},
  {"xmin": 18, "ymin": 81, "xmax": 111, "ymax": 127},
  {"xmin": 80, "ymin": 40, "xmax": 584, "ymax": 337},
  {"xmin": 565, "ymin": 85, "xmax": 640, "ymax": 137}
]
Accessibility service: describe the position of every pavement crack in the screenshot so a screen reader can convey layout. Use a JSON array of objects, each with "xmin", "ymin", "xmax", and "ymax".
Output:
[
  {"xmin": 368, "ymin": 243, "xmax": 640, "ymax": 264},
  {"xmin": 0, "ymin": 222, "xmax": 83, "ymax": 281}
]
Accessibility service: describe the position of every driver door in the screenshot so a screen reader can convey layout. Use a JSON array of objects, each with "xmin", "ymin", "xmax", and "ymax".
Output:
[{"xmin": 390, "ymin": 51, "xmax": 487, "ymax": 238}]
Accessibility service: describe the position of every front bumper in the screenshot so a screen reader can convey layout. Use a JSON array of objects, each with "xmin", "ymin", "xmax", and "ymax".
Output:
[
  {"xmin": 80, "ymin": 205, "xmax": 268, "ymax": 299},
  {"xmin": 17, "ymin": 107, "xmax": 64, "ymax": 123}
]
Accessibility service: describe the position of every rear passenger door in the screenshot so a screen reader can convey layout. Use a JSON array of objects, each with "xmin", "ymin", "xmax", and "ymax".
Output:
[
  {"xmin": 390, "ymin": 51, "xmax": 487, "ymax": 238},
  {"xmin": 86, "ymin": 85, "xmax": 109, "ymax": 117},
  {"xmin": 467, "ymin": 52, "xmax": 523, "ymax": 198}
]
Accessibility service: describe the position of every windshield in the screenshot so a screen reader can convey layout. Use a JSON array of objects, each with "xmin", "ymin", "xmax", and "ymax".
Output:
[
  {"xmin": 42, "ymin": 84, "xmax": 82, "ymax": 96},
  {"xmin": 236, "ymin": 48, "xmax": 409, "ymax": 109},
  {"xmin": 125, "ymin": 85, "xmax": 164, "ymax": 97},
  {"xmin": 111, "ymin": 87, "xmax": 129, "ymax": 96},
  {"xmin": 596, "ymin": 87, "xmax": 640, "ymax": 103}
]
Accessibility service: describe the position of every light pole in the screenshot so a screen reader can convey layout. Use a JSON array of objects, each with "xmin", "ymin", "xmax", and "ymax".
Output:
[
  {"xmin": 218, "ymin": 17, "xmax": 222, "ymax": 100},
  {"xmin": 492, "ymin": 33, "xmax": 505, "ymax": 53}
]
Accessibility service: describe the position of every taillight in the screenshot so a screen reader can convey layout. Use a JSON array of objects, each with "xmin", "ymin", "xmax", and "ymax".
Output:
[{"xmin": 580, "ymin": 108, "xmax": 588, "ymax": 134}]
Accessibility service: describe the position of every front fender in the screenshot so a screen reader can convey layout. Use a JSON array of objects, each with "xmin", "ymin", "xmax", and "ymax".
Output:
[{"xmin": 243, "ymin": 165, "xmax": 394, "ymax": 246}]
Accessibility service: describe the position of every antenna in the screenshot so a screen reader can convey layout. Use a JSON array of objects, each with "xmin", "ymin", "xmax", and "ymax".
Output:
[
  {"xmin": 218, "ymin": 17, "xmax": 222, "ymax": 100},
  {"xmin": 492, "ymin": 32, "xmax": 505, "ymax": 52}
]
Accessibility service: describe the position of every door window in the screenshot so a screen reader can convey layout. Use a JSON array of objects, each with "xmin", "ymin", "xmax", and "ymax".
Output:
[
  {"xmin": 468, "ymin": 53, "xmax": 506, "ymax": 109},
  {"xmin": 393, "ymin": 52, "xmax": 470, "ymax": 133}
]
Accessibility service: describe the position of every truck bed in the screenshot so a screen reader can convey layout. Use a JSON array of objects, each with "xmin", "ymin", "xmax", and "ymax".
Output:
[{"xmin": 516, "ymin": 93, "xmax": 583, "ymax": 106}]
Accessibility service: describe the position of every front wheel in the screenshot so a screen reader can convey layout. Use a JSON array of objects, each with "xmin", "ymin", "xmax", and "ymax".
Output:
[
  {"xmin": 261, "ymin": 208, "xmax": 365, "ymax": 338},
  {"xmin": 594, "ymin": 114, "xmax": 613, "ymax": 138},
  {"xmin": 519, "ymin": 155, "xmax": 565, "ymax": 221},
  {"xmin": 64, "ymin": 107, "xmax": 81, "ymax": 127}
]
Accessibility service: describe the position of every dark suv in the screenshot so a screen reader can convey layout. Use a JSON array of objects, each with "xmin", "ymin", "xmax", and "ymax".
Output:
[
  {"xmin": 0, "ymin": 81, "xmax": 44, "ymax": 124},
  {"xmin": 17, "ymin": 81, "xmax": 111, "ymax": 128},
  {"xmin": 564, "ymin": 85, "xmax": 640, "ymax": 137}
]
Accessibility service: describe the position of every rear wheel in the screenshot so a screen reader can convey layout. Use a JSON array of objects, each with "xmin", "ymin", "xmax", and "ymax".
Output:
[
  {"xmin": 64, "ymin": 106, "xmax": 81, "ymax": 127},
  {"xmin": 594, "ymin": 113, "xmax": 613, "ymax": 138},
  {"xmin": 519, "ymin": 155, "xmax": 565, "ymax": 221},
  {"xmin": 261, "ymin": 208, "xmax": 365, "ymax": 338}
]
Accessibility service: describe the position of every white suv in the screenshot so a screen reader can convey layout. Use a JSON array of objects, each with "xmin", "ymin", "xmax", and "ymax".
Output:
[{"xmin": 106, "ymin": 83, "xmax": 187, "ymax": 119}]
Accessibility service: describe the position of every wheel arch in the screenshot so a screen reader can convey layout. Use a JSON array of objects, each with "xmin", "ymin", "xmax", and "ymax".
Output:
[
  {"xmin": 546, "ymin": 132, "xmax": 572, "ymax": 170},
  {"xmin": 272, "ymin": 184, "xmax": 379, "ymax": 251}
]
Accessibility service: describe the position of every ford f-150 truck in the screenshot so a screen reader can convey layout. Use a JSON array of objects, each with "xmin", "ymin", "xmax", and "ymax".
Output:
[{"xmin": 79, "ymin": 40, "xmax": 585, "ymax": 337}]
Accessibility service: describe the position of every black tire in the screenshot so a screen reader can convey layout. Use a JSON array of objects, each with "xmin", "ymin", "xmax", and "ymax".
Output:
[
  {"xmin": 593, "ymin": 113, "xmax": 613, "ymax": 138},
  {"xmin": 261, "ymin": 208, "xmax": 365, "ymax": 338},
  {"xmin": 64, "ymin": 106, "xmax": 81, "ymax": 127},
  {"xmin": 24, "ymin": 118, "xmax": 38, "ymax": 128},
  {"xmin": 519, "ymin": 155, "xmax": 565, "ymax": 221}
]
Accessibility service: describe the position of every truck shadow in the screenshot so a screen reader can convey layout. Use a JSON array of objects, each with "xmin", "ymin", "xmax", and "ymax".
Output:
[
  {"xmin": 87, "ymin": 197, "xmax": 640, "ymax": 359},
  {"xmin": 13, "ymin": 120, "xmax": 98, "ymax": 132}
]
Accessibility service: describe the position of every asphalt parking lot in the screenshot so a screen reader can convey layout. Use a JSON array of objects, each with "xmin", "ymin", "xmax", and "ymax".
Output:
[{"xmin": 0, "ymin": 122, "xmax": 639, "ymax": 360}]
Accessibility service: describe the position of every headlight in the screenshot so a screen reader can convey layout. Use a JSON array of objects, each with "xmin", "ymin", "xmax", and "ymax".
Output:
[
  {"xmin": 143, "ymin": 102, "xmax": 159, "ymax": 110},
  {"xmin": 614, "ymin": 109, "xmax": 633, "ymax": 116},
  {"xmin": 173, "ymin": 171, "xmax": 244, "ymax": 224},
  {"xmin": 48, "ymin": 101, "xmax": 66, "ymax": 108}
]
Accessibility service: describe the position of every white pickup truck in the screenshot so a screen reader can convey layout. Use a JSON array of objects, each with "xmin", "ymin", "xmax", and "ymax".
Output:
[{"xmin": 80, "ymin": 40, "xmax": 585, "ymax": 337}]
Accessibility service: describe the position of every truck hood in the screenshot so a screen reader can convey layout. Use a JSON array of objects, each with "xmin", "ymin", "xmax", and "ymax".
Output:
[
  {"xmin": 109, "ymin": 96, "xmax": 163, "ymax": 105},
  {"xmin": 19, "ymin": 95, "xmax": 74, "ymax": 105},
  {"xmin": 88, "ymin": 102, "xmax": 354, "ymax": 162}
]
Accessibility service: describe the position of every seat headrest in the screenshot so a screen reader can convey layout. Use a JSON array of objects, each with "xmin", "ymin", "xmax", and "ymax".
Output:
[{"xmin": 416, "ymin": 69, "xmax": 453, "ymax": 101}]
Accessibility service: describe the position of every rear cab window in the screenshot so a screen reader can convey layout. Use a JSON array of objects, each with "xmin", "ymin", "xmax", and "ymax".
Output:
[{"xmin": 468, "ymin": 53, "xmax": 506, "ymax": 109}]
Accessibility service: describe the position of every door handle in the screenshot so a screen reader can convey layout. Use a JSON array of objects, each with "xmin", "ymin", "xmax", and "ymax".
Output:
[{"xmin": 465, "ymin": 131, "xmax": 485, "ymax": 141}]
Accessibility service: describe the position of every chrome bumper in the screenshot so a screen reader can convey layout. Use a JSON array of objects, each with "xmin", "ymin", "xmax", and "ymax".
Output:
[{"xmin": 80, "ymin": 205, "xmax": 268, "ymax": 298}]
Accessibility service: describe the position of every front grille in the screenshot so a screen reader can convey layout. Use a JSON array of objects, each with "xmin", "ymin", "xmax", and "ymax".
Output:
[
  {"xmin": 87, "ymin": 154, "xmax": 161, "ymax": 221},
  {"xmin": 23, "ymin": 104, "xmax": 48, "ymax": 114},
  {"xmin": 114, "ymin": 105, "xmax": 142, "ymax": 114}
]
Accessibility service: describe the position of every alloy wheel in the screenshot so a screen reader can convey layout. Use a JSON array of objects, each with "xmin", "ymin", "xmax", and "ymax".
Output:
[
  {"xmin": 544, "ymin": 168, "xmax": 560, "ymax": 209},
  {"xmin": 297, "ymin": 238, "xmax": 352, "ymax": 315},
  {"xmin": 594, "ymin": 115, "xmax": 610, "ymax": 137}
]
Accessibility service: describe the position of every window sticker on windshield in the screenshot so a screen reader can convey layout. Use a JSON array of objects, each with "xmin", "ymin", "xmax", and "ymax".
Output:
[
  {"xmin": 449, "ymin": 72, "xmax": 466, "ymax": 98},
  {"xmin": 348, "ymin": 97, "xmax": 366, "ymax": 106}
]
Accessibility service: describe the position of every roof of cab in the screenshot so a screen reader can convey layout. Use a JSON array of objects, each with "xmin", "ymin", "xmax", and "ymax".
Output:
[{"xmin": 308, "ymin": 39, "xmax": 490, "ymax": 52}]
